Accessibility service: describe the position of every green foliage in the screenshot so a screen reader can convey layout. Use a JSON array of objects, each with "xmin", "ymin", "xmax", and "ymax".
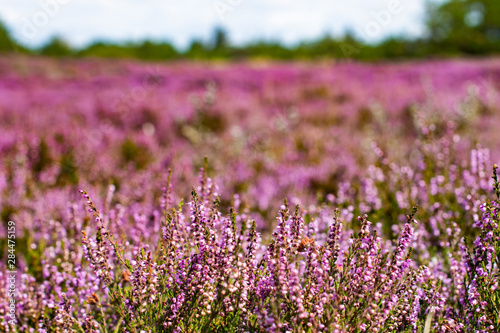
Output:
[
  {"xmin": 77, "ymin": 41, "xmax": 137, "ymax": 58},
  {"xmin": 0, "ymin": 20, "xmax": 15, "ymax": 53},
  {"xmin": 56, "ymin": 151, "xmax": 79, "ymax": 186},
  {"xmin": 185, "ymin": 40, "xmax": 211, "ymax": 60},
  {"xmin": 31, "ymin": 139, "xmax": 52, "ymax": 179},
  {"xmin": 0, "ymin": 20, "xmax": 30, "ymax": 54},
  {"xmin": 134, "ymin": 40, "xmax": 179, "ymax": 60},
  {"xmin": 39, "ymin": 37, "xmax": 74, "ymax": 57},
  {"xmin": 121, "ymin": 138, "xmax": 152, "ymax": 170},
  {"xmin": 425, "ymin": 0, "xmax": 500, "ymax": 54},
  {"xmin": 212, "ymin": 26, "xmax": 229, "ymax": 51}
]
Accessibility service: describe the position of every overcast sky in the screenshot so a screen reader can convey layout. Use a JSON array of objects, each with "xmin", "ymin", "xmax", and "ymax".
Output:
[{"xmin": 1, "ymin": 0, "xmax": 429, "ymax": 49}]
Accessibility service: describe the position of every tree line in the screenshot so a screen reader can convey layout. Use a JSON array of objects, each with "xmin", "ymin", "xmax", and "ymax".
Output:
[{"xmin": 1, "ymin": 0, "xmax": 499, "ymax": 61}]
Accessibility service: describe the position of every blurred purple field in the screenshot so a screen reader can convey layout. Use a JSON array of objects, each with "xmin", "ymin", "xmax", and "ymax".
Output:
[
  {"xmin": 1, "ymin": 56, "xmax": 500, "ymax": 332},
  {"xmin": 1, "ymin": 56, "xmax": 500, "ymax": 210}
]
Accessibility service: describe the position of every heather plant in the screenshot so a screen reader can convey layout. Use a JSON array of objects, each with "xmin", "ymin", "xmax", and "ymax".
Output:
[
  {"xmin": 456, "ymin": 165, "xmax": 500, "ymax": 331},
  {"xmin": 1, "ymin": 57, "xmax": 500, "ymax": 332},
  {"xmin": 1, "ymin": 154, "xmax": 499, "ymax": 332},
  {"xmin": 34, "ymin": 165, "xmax": 491, "ymax": 333}
]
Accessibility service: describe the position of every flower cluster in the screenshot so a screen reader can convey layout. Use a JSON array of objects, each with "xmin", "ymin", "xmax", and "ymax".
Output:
[
  {"xmin": 1, "ymin": 57, "xmax": 500, "ymax": 332},
  {"xmin": 59, "ymin": 164, "xmax": 497, "ymax": 332}
]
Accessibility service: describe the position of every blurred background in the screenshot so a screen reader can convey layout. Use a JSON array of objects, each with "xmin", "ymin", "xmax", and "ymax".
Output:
[
  {"xmin": 1, "ymin": 0, "xmax": 500, "ymax": 227},
  {"xmin": 0, "ymin": 0, "xmax": 499, "ymax": 61}
]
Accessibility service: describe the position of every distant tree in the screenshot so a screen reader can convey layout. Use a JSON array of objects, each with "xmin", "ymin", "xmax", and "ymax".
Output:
[
  {"xmin": 39, "ymin": 37, "xmax": 74, "ymax": 57},
  {"xmin": 376, "ymin": 38, "xmax": 414, "ymax": 59},
  {"xmin": 78, "ymin": 41, "xmax": 136, "ymax": 58},
  {"xmin": 236, "ymin": 41, "xmax": 293, "ymax": 60},
  {"xmin": 0, "ymin": 19, "xmax": 29, "ymax": 54},
  {"xmin": 0, "ymin": 20, "xmax": 13, "ymax": 52},
  {"xmin": 186, "ymin": 39, "xmax": 209, "ymax": 59},
  {"xmin": 212, "ymin": 26, "xmax": 229, "ymax": 51},
  {"xmin": 135, "ymin": 40, "xmax": 179, "ymax": 60},
  {"xmin": 425, "ymin": 0, "xmax": 500, "ymax": 54}
]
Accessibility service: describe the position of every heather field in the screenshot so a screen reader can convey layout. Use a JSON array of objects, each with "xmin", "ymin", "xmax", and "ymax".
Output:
[{"xmin": 1, "ymin": 56, "xmax": 500, "ymax": 332}]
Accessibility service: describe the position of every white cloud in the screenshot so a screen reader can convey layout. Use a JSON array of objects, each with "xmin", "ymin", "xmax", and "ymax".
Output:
[{"xmin": 0, "ymin": 0, "xmax": 426, "ymax": 49}]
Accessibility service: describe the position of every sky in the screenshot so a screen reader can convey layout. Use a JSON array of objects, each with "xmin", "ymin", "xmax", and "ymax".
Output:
[{"xmin": 0, "ymin": 0, "xmax": 429, "ymax": 50}]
